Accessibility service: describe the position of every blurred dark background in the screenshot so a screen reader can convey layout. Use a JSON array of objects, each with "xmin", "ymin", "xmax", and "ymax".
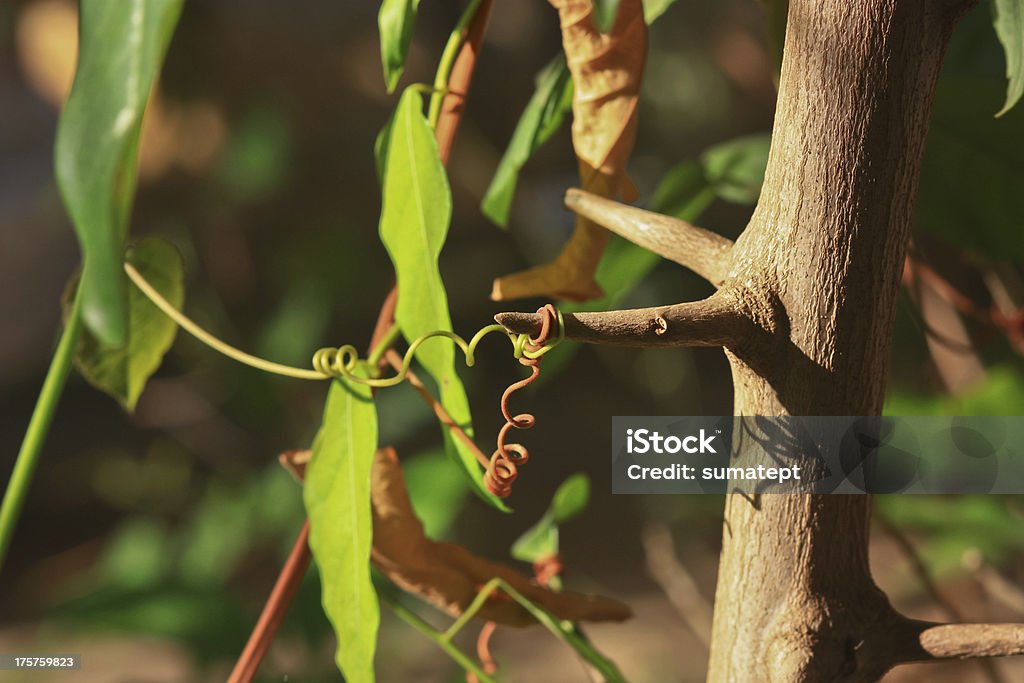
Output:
[{"xmin": 2, "ymin": 1, "xmax": 1024, "ymax": 681}]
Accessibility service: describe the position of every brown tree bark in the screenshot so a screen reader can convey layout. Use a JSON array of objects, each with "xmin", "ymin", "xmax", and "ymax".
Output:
[{"xmin": 498, "ymin": 0, "xmax": 1024, "ymax": 680}]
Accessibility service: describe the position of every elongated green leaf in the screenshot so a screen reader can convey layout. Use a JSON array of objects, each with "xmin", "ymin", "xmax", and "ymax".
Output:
[
  {"xmin": 304, "ymin": 378, "xmax": 379, "ymax": 683},
  {"xmin": 378, "ymin": 89, "xmax": 508, "ymax": 512},
  {"xmin": 481, "ymin": 57, "xmax": 574, "ymax": 228},
  {"xmin": 993, "ymin": 0, "xmax": 1024, "ymax": 116},
  {"xmin": 72, "ymin": 237, "xmax": 183, "ymax": 411},
  {"xmin": 55, "ymin": 0, "xmax": 184, "ymax": 348},
  {"xmin": 378, "ymin": 0, "xmax": 421, "ymax": 92}
]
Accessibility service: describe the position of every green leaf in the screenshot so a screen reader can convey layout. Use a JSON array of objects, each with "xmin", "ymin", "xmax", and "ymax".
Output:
[
  {"xmin": 993, "ymin": 0, "xmax": 1024, "ymax": 116},
  {"xmin": 378, "ymin": 0, "xmax": 421, "ymax": 92},
  {"xmin": 551, "ymin": 473, "xmax": 590, "ymax": 522},
  {"xmin": 481, "ymin": 56, "xmax": 574, "ymax": 228},
  {"xmin": 593, "ymin": 0, "xmax": 621, "ymax": 32},
  {"xmin": 511, "ymin": 515, "xmax": 559, "ymax": 563},
  {"xmin": 402, "ymin": 449, "xmax": 470, "ymax": 538},
  {"xmin": 701, "ymin": 134, "xmax": 772, "ymax": 204},
  {"xmin": 642, "ymin": 0, "xmax": 680, "ymax": 23},
  {"xmin": 72, "ymin": 237, "xmax": 184, "ymax": 411},
  {"xmin": 55, "ymin": 0, "xmax": 184, "ymax": 347},
  {"xmin": 512, "ymin": 474, "xmax": 590, "ymax": 562},
  {"xmin": 304, "ymin": 378, "xmax": 380, "ymax": 683},
  {"xmin": 378, "ymin": 89, "xmax": 508, "ymax": 512},
  {"xmin": 918, "ymin": 77, "xmax": 1024, "ymax": 260}
]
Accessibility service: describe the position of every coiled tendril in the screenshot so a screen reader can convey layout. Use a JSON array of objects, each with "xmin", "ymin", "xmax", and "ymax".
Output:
[
  {"xmin": 483, "ymin": 304, "xmax": 560, "ymax": 498},
  {"xmin": 124, "ymin": 261, "xmax": 563, "ymax": 499}
]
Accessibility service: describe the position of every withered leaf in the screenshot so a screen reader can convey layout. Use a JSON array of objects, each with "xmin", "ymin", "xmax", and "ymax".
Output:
[
  {"xmin": 493, "ymin": 0, "xmax": 646, "ymax": 302},
  {"xmin": 282, "ymin": 447, "xmax": 631, "ymax": 627}
]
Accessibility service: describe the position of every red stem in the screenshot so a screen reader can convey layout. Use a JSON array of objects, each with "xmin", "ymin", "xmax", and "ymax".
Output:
[{"xmin": 227, "ymin": 520, "xmax": 311, "ymax": 683}]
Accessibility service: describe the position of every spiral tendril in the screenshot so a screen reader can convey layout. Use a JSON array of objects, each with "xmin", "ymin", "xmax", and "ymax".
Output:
[
  {"xmin": 124, "ymin": 261, "xmax": 563, "ymax": 499},
  {"xmin": 483, "ymin": 304, "xmax": 560, "ymax": 499}
]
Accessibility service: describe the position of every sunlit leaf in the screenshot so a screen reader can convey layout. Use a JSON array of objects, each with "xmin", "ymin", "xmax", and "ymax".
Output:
[
  {"xmin": 304, "ymin": 378, "xmax": 380, "ymax": 683},
  {"xmin": 55, "ymin": 0, "xmax": 184, "ymax": 347},
  {"xmin": 378, "ymin": 0, "xmax": 420, "ymax": 92},
  {"xmin": 378, "ymin": 88, "xmax": 507, "ymax": 511},
  {"xmin": 481, "ymin": 56, "xmax": 573, "ymax": 228},
  {"xmin": 492, "ymin": 0, "xmax": 647, "ymax": 301},
  {"xmin": 993, "ymin": 0, "xmax": 1024, "ymax": 116},
  {"xmin": 72, "ymin": 237, "xmax": 183, "ymax": 411}
]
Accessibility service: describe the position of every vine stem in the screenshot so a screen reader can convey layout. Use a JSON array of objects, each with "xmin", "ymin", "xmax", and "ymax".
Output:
[
  {"xmin": 231, "ymin": 0, "xmax": 495, "ymax": 678},
  {"xmin": 382, "ymin": 593, "xmax": 498, "ymax": 683},
  {"xmin": 0, "ymin": 283, "xmax": 85, "ymax": 573}
]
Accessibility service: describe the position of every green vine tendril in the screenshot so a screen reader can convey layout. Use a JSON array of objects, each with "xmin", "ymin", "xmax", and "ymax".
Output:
[{"xmin": 124, "ymin": 262, "xmax": 563, "ymax": 384}]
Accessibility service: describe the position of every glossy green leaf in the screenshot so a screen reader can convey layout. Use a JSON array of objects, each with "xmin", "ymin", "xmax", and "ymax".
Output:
[
  {"xmin": 593, "ymin": 0, "xmax": 621, "ymax": 32},
  {"xmin": 72, "ymin": 237, "xmax": 184, "ymax": 411},
  {"xmin": 378, "ymin": 89, "xmax": 508, "ymax": 512},
  {"xmin": 993, "ymin": 0, "xmax": 1024, "ymax": 115},
  {"xmin": 481, "ymin": 56, "xmax": 573, "ymax": 228},
  {"xmin": 378, "ymin": 0, "xmax": 421, "ymax": 92},
  {"xmin": 304, "ymin": 378, "xmax": 379, "ymax": 683},
  {"xmin": 918, "ymin": 77, "xmax": 1024, "ymax": 260},
  {"xmin": 55, "ymin": 0, "xmax": 184, "ymax": 348}
]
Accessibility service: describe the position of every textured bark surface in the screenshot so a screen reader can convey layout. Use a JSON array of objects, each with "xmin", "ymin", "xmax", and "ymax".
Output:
[{"xmin": 705, "ymin": 0, "xmax": 972, "ymax": 681}]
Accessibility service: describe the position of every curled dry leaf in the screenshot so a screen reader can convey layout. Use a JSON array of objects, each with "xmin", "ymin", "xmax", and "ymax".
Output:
[
  {"xmin": 492, "ymin": 0, "xmax": 646, "ymax": 302},
  {"xmin": 280, "ymin": 448, "xmax": 631, "ymax": 627}
]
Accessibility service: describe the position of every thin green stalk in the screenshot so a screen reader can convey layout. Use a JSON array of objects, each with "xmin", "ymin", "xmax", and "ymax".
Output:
[
  {"xmin": 0, "ymin": 283, "xmax": 85, "ymax": 572},
  {"xmin": 383, "ymin": 594, "xmax": 497, "ymax": 683},
  {"xmin": 427, "ymin": 0, "xmax": 485, "ymax": 128}
]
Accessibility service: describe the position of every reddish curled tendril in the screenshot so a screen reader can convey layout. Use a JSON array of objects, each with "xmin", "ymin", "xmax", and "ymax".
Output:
[{"xmin": 483, "ymin": 304, "xmax": 560, "ymax": 498}]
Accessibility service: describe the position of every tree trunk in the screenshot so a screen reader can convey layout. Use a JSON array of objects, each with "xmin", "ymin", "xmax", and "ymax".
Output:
[{"xmin": 706, "ymin": 0, "xmax": 972, "ymax": 681}]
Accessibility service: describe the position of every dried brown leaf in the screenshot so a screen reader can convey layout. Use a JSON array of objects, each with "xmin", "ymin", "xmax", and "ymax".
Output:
[
  {"xmin": 370, "ymin": 447, "xmax": 631, "ymax": 626},
  {"xmin": 280, "ymin": 447, "xmax": 630, "ymax": 626},
  {"xmin": 493, "ymin": 0, "xmax": 646, "ymax": 302}
]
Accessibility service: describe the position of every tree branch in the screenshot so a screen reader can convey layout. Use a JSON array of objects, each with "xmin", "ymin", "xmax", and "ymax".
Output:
[
  {"xmin": 495, "ymin": 293, "xmax": 750, "ymax": 348},
  {"xmin": 908, "ymin": 621, "xmax": 1024, "ymax": 661},
  {"xmin": 564, "ymin": 188, "xmax": 734, "ymax": 286}
]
